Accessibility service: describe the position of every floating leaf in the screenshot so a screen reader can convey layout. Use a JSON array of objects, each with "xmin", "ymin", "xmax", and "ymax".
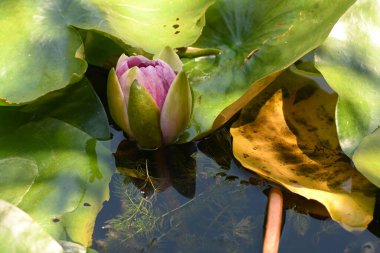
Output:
[
  {"xmin": 0, "ymin": 158, "xmax": 38, "ymax": 206},
  {"xmin": 0, "ymin": 199, "xmax": 64, "ymax": 253},
  {"xmin": 20, "ymin": 78, "xmax": 110, "ymax": 140},
  {"xmin": 74, "ymin": 0, "xmax": 215, "ymax": 54},
  {"xmin": 181, "ymin": 0, "xmax": 355, "ymax": 141},
  {"xmin": 59, "ymin": 240, "xmax": 89, "ymax": 253},
  {"xmin": 353, "ymin": 128, "xmax": 380, "ymax": 188},
  {"xmin": 315, "ymin": 0, "xmax": 380, "ymax": 157},
  {"xmin": 0, "ymin": 114, "xmax": 113, "ymax": 246},
  {"xmin": 291, "ymin": 61, "xmax": 321, "ymax": 77},
  {"xmin": 0, "ymin": 0, "xmax": 214, "ymax": 104},
  {"xmin": 83, "ymin": 31, "xmax": 125, "ymax": 69},
  {"xmin": 82, "ymin": 31, "xmax": 154, "ymax": 69},
  {"xmin": 0, "ymin": 0, "xmax": 87, "ymax": 104},
  {"xmin": 231, "ymin": 71, "xmax": 376, "ymax": 230}
]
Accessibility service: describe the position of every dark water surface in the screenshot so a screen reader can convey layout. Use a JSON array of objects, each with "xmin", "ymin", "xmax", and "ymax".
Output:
[
  {"xmin": 90, "ymin": 127, "xmax": 380, "ymax": 253},
  {"xmin": 86, "ymin": 66, "xmax": 380, "ymax": 253}
]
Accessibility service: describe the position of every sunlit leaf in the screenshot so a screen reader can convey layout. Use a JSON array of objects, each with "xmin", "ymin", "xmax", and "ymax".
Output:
[
  {"xmin": 0, "ymin": 199, "xmax": 64, "ymax": 253},
  {"xmin": 353, "ymin": 128, "xmax": 380, "ymax": 188},
  {"xmin": 59, "ymin": 240, "xmax": 88, "ymax": 253},
  {"xmin": 231, "ymin": 71, "xmax": 376, "ymax": 230},
  {"xmin": 75, "ymin": 0, "xmax": 215, "ymax": 54},
  {"xmin": 315, "ymin": 0, "xmax": 380, "ymax": 157},
  {"xmin": 0, "ymin": 0, "xmax": 214, "ymax": 104},
  {"xmin": 0, "ymin": 158, "xmax": 38, "ymax": 206},
  {"xmin": 0, "ymin": 0, "xmax": 87, "ymax": 104},
  {"xmin": 180, "ymin": 0, "xmax": 355, "ymax": 141},
  {"xmin": 0, "ymin": 114, "xmax": 113, "ymax": 246}
]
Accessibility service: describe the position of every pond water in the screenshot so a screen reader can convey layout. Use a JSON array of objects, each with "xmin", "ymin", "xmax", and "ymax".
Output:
[
  {"xmin": 85, "ymin": 66, "xmax": 380, "ymax": 253},
  {"xmin": 88, "ymin": 126, "xmax": 380, "ymax": 253}
]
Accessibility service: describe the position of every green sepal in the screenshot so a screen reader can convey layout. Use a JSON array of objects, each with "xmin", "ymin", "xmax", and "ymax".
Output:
[
  {"xmin": 107, "ymin": 67, "xmax": 141, "ymax": 139},
  {"xmin": 107, "ymin": 68, "xmax": 132, "ymax": 137},
  {"xmin": 155, "ymin": 46, "xmax": 183, "ymax": 72},
  {"xmin": 128, "ymin": 81, "xmax": 162, "ymax": 149},
  {"xmin": 160, "ymin": 71, "xmax": 192, "ymax": 144}
]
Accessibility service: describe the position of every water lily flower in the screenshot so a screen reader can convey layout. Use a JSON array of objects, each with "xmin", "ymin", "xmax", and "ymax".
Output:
[{"xmin": 107, "ymin": 47, "xmax": 192, "ymax": 149}]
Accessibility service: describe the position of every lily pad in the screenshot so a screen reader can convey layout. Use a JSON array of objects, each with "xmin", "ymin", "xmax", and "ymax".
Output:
[
  {"xmin": 0, "ymin": 114, "xmax": 113, "ymax": 246},
  {"xmin": 83, "ymin": 31, "xmax": 126, "ymax": 69},
  {"xmin": 315, "ymin": 0, "xmax": 380, "ymax": 157},
  {"xmin": 353, "ymin": 128, "xmax": 380, "ymax": 188},
  {"xmin": 0, "ymin": 0, "xmax": 87, "ymax": 104},
  {"xmin": 59, "ymin": 240, "xmax": 99, "ymax": 253},
  {"xmin": 75, "ymin": 0, "xmax": 216, "ymax": 54},
  {"xmin": 20, "ymin": 78, "xmax": 110, "ymax": 140},
  {"xmin": 230, "ymin": 71, "xmax": 376, "ymax": 230},
  {"xmin": 0, "ymin": 199, "xmax": 64, "ymax": 253},
  {"xmin": 181, "ymin": 0, "xmax": 355, "ymax": 141},
  {"xmin": 0, "ymin": 0, "xmax": 214, "ymax": 104},
  {"xmin": 0, "ymin": 158, "xmax": 38, "ymax": 206}
]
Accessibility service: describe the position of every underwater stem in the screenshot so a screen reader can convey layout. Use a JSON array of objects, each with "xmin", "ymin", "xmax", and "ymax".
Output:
[{"xmin": 263, "ymin": 187, "xmax": 283, "ymax": 253}]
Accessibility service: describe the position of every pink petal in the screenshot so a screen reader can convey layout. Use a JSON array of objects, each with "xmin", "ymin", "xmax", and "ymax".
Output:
[{"xmin": 116, "ymin": 55, "xmax": 177, "ymax": 110}]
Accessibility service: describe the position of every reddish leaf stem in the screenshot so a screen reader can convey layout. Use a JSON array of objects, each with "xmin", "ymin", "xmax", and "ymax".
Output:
[{"xmin": 263, "ymin": 187, "xmax": 283, "ymax": 253}]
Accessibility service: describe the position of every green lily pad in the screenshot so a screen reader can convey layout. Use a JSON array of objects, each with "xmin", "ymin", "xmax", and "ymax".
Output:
[
  {"xmin": 0, "ymin": 0, "xmax": 87, "ymax": 104},
  {"xmin": 20, "ymin": 78, "xmax": 110, "ymax": 140},
  {"xmin": 83, "ymin": 31, "xmax": 125, "ymax": 69},
  {"xmin": 181, "ymin": 0, "xmax": 355, "ymax": 141},
  {"xmin": 353, "ymin": 128, "xmax": 380, "ymax": 188},
  {"xmin": 315, "ymin": 0, "xmax": 380, "ymax": 157},
  {"xmin": 291, "ymin": 61, "xmax": 322, "ymax": 77},
  {"xmin": 75, "ymin": 0, "xmax": 215, "ymax": 54},
  {"xmin": 0, "ymin": 158, "xmax": 38, "ymax": 206},
  {"xmin": 0, "ymin": 199, "xmax": 64, "ymax": 253},
  {"xmin": 0, "ymin": 0, "xmax": 214, "ymax": 104},
  {"xmin": 83, "ymin": 31, "xmax": 135, "ymax": 69},
  {"xmin": 0, "ymin": 114, "xmax": 113, "ymax": 246},
  {"xmin": 59, "ymin": 241, "xmax": 87, "ymax": 253}
]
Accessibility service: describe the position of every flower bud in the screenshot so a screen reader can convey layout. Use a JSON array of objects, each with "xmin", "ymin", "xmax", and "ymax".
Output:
[{"xmin": 107, "ymin": 47, "xmax": 192, "ymax": 149}]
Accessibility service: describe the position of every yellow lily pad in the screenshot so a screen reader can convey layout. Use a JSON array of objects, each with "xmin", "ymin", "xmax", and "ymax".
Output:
[{"xmin": 231, "ymin": 71, "xmax": 377, "ymax": 231}]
